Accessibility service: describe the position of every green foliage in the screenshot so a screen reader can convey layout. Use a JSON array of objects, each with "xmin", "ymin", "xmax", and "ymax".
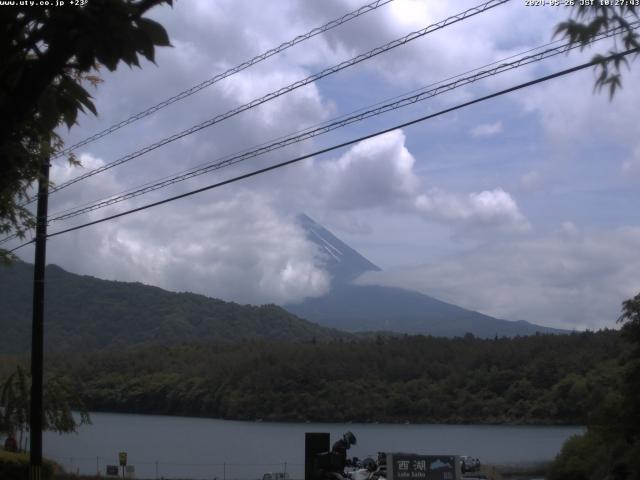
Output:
[
  {"xmin": 0, "ymin": 0, "xmax": 173, "ymax": 260},
  {"xmin": 619, "ymin": 293, "xmax": 640, "ymax": 352},
  {"xmin": 10, "ymin": 329, "xmax": 624, "ymax": 425},
  {"xmin": 0, "ymin": 262, "xmax": 347, "ymax": 353},
  {"xmin": 548, "ymin": 293, "xmax": 640, "ymax": 480},
  {"xmin": 0, "ymin": 366, "xmax": 28, "ymax": 445},
  {"xmin": 555, "ymin": 5, "xmax": 640, "ymax": 98},
  {"xmin": 0, "ymin": 450, "xmax": 56, "ymax": 480},
  {"xmin": 548, "ymin": 432, "xmax": 640, "ymax": 480},
  {"xmin": 0, "ymin": 365, "xmax": 91, "ymax": 452}
]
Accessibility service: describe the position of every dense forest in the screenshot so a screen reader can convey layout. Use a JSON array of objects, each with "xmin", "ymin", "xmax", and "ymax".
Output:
[
  {"xmin": 0, "ymin": 262, "xmax": 348, "ymax": 353},
  {"xmin": 0, "ymin": 330, "xmax": 625, "ymax": 425},
  {"xmin": 0, "ymin": 262, "xmax": 563, "ymax": 355}
]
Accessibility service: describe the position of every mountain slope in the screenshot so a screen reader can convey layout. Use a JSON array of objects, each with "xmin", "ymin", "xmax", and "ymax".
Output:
[
  {"xmin": 297, "ymin": 213, "xmax": 381, "ymax": 283},
  {"xmin": 286, "ymin": 284, "xmax": 564, "ymax": 337},
  {"xmin": 288, "ymin": 215, "xmax": 565, "ymax": 338},
  {"xmin": 0, "ymin": 261, "xmax": 348, "ymax": 354}
]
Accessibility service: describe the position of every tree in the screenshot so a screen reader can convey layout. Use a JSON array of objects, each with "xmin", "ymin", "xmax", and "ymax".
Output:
[
  {"xmin": 617, "ymin": 293, "xmax": 640, "ymax": 441},
  {"xmin": 0, "ymin": 365, "xmax": 90, "ymax": 452},
  {"xmin": 0, "ymin": 0, "xmax": 173, "ymax": 261},
  {"xmin": 548, "ymin": 293, "xmax": 640, "ymax": 480},
  {"xmin": 619, "ymin": 292, "xmax": 640, "ymax": 351},
  {"xmin": 555, "ymin": 4, "xmax": 640, "ymax": 97}
]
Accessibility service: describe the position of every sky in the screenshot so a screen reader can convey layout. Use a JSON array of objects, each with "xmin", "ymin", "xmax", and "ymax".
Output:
[{"xmin": 10, "ymin": 0, "xmax": 640, "ymax": 331}]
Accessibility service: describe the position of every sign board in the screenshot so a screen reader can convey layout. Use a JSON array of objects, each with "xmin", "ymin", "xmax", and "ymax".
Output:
[
  {"xmin": 388, "ymin": 454, "xmax": 458, "ymax": 480},
  {"xmin": 119, "ymin": 451, "xmax": 128, "ymax": 466},
  {"xmin": 106, "ymin": 465, "xmax": 119, "ymax": 476}
]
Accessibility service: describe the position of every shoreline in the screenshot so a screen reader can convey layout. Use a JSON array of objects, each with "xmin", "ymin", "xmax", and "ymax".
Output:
[{"xmin": 78, "ymin": 409, "xmax": 585, "ymax": 428}]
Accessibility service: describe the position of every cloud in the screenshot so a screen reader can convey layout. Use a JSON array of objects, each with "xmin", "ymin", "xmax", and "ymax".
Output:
[
  {"xmin": 309, "ymin": 0, "xmax": 565, "ymax": 94},
  {"xmin": 519, "ymin": 171, "xmax": 541, "ymax": 192},
  {"xmin": 317, "ymin": 130, "xmax": 419, "ymax": 209},
  {"xmin": 470, "ymin": 121, "xmax": 502, "ymax": 138},
  {"xmin": 622, "ymin": 146, "xmax": 640, "ymax": 177},
  {"xmin": 47, "ymin": 153, "xmax": 124, "ymax": 219},
  {"xmin": 7, "ymin": 0, "xmax": 633, "ymax": 330},
  {"xmin": 359, "ymin": 225, "xmax": 640, "ymax": 330},
  {"xmin": 517, "ymin": 64, "xmax": 640, "ymax": 151},
  {"xmin": 27, "ymin": 127, "xmax": 528, "ymax": 306},
  {"xmin": 414, "ymin": 188, "xmax": 529, "ymax": 231},
  {"xmin": 42, "ymin": 190, "xmax": 331, "ymax": 305},
  {"xmin": 301, "ymin": 130, "xmax": 529, "ymax": 232},
  {"xmin": 30, "ymin": 156, "xmax": 336, "ymax": 308},
  {"xmin": 560, "ymin": 221, "xmax": 579, "ymax": 236}
]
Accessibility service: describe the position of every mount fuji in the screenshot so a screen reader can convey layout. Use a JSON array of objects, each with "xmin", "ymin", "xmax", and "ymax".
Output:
[{"xmin": 285, "ymin": 214, "xmax": 565, "ymax": 338}]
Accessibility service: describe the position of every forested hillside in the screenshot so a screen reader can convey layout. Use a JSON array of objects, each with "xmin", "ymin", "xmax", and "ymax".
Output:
[
  {"xmin": 6, "ymin": 330, "xmax": 622, "ymax": 425},
  {"xmin": 0, "ymin": 261, "xmax": 347, "ymax": 353}
]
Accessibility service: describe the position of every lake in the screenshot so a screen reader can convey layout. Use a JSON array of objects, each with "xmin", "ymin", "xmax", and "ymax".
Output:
[{"xmin": 43, "ymin": 412, "xmax": 583, "ymax": 479}]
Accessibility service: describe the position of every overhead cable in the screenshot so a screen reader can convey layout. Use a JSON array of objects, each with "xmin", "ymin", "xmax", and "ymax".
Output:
[
  {"xmin": 9, "ymin": 48, "xmax": 637, "ymax": 253},
  {"xmin": 53, "ymin": 0, "xmax": 396, "ymax": 159},
  {"xmin": 0, "ymin": 21, "xmax": 632, "ymax": 246},
  {"xmin": 46, "ymin": 22, "xmax": 636, "ymax": 223},
  {"xmin": 44, "ymin": 0, "xmax": 510, "ymax": 197}
]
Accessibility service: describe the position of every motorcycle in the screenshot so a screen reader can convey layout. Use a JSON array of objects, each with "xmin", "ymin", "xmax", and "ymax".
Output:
[{"xmin": 346, "ymin": 456, "xmax": 386, "ymax": 480}]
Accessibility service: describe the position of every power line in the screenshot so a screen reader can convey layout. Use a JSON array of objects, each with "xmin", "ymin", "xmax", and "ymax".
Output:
[
  {"xmin": 40, "ymin": 30, "xmax": 595, "ymax": 222},
  {"xmin": 0, "ymin": 232, "xmax": 21, "ymax": 245},
  {"xmin": 2, "ymin": 0, "xmax": 513, "ymax": 246},
  {"xmin": 45, "ymin": 22, "xmax": 636, "ymax": 224},
  {"xmin": 52, "ymin": 0, "xmax": 396, "ymax": 160},
  {"xmin": 9, "ymin": 48, "xmax": 636, "ymax": 253},
  {"xmin": 43, "ymin": 0, "xmax": 510, "ymax": 197},
  {"xmin": 41, "ymin": 9, "xmax": 640, "ymax": 224}
]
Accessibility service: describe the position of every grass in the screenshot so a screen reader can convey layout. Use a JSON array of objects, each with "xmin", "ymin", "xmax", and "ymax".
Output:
[
  {"xmin": 0, "ymin": 448, "xmax": 29, "ymax": 463},
  {"xmin": 1, "ymin": 448, "xmax": 62, "ymax": 480},
  {"xmin": 493, "ymin": 461, "xmax": 550, "ymax": 479}
]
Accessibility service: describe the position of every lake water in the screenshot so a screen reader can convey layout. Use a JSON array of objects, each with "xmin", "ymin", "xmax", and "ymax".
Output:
[{"xmin": 43, "ymin": 412, "xmax": 583, "ymax": 479}]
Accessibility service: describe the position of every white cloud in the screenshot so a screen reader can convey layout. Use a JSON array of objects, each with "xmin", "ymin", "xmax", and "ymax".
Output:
[
  {"xmin": 300, "ymin": 130, "xmax": 529, "ymax": 232},
  {"xmin": 25, "ymin": 127, "xmax": 528, "ymax": 307},
  {"xmin": 42, "ymin": 191, "xmax": 331, "ymax": 305},
  {"xmin": 312, "ymin": 0, "xmax": 565, "ymax": 94},
  {"xmin": 414, "ymin": 188, "xmax": 529, "ymax": 231},
  {"xmin": 317, "ymin": 130, "xmax": 419, "ymax": 209},
  {"xmin": 51, "ymin": 152, "xmax": 109, "ymax": 184},
  {"xmin": 470, "ymin": 121, "xmax": 502, "ymax": 138},
  {"xmin": 47, "ymin": 153, "xmax": 124, "ymax": 219},
  {"xmin": 359, "ymin": 226, "xmax": 640, "ymax": 330}
]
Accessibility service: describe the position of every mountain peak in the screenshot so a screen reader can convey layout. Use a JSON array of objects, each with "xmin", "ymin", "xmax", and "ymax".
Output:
[
  {"xmin": 289, "ymin": 215, "xmax": 566, "ymax": 338},
  {"xmin": 296, "ymin": 213, "xmax": 380, "ymax": 284}
]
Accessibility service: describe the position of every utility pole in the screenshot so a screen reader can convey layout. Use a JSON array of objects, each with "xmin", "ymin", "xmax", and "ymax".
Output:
[{"xmin": 30, "ymin": 156, "xmax": 50, "ymax": 480}]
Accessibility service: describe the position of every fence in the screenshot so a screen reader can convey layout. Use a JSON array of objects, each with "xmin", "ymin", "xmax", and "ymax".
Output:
[{"xmin": 49, "ymin": 456, "xmax": 305, "ymax": 480}]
